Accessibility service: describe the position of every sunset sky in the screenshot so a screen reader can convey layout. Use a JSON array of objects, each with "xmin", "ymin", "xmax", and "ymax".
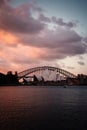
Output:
[{"xmin": 0, "ymin": 0, "xmax": 87, "ymax": 75}]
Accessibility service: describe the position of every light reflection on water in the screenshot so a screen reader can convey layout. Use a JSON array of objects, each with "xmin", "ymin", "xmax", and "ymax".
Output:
[{"xmin": 0, "ymin": 86, "xmax": 87, "ymax": 130}]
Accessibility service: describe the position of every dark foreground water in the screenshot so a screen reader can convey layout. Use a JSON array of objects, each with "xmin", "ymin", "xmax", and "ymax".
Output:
[{"xmin": 0, "ymin": 86, "xmax": 87, "ymax": 130}]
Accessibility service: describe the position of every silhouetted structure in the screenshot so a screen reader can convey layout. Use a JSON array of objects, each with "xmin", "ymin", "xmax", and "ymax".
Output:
[
  {"xmin": 0, "ymin": 70, "xmax": 87, "ymax": 86},
  {"xmin": 0, "ymin": 71, "xmax": 19, "ymax": 86},
  {"xmin": 0, "ymin": 73, "xmax": 6, "ymax": 85},
  {"xmin": 77, "ymin": 74, "xmax": 87, "ymax": 85}
]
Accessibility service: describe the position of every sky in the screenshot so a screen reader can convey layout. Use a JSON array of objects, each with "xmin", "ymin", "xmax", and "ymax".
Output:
[{"xmin": 0, "ymin": 0, "xmax": 87, "ymax": 75}]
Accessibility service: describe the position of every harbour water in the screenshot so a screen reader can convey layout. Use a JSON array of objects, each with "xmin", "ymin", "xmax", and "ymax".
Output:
[{"xmin": 0, "ymin": 86, "xmax": 87, "ymax": 130}]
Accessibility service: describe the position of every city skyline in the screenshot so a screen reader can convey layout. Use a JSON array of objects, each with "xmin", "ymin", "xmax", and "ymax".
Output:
[{"xmin": 0, "ymin": 0, "xmax": 87, "ymax": 75}]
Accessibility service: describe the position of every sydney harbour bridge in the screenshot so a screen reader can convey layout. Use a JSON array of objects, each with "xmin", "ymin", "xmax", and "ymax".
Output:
[{"xmin": 18, "ymin": 66, "xmax": 76, "ymax": 83}]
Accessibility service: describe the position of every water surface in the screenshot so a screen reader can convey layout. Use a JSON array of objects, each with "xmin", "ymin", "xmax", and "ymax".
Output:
[{"xmin": 0, "ymin": 86, "xmax": 87, "ymax": 130}]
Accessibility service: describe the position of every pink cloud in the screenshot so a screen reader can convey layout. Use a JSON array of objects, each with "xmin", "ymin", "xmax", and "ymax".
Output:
[
  {"xmin": 52, "ymin": 16, "xmax": 77, "ymax": 28},
  {"xmin": 39, "ymin": 13, "xmax": 51, "ymax": 23},
  {"xmin": 0, "ymin": 0, "xmax": 45, "ymax": 34},
  {"xmin": 78, "ymin": 61, "xmax": 85, "ymax": 65},
  {"xmin": 0, "ymin": 0, "xmax": 87, "ymax": 73}
]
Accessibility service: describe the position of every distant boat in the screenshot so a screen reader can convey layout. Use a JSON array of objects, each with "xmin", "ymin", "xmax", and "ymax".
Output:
[{"xmin": 63, "ymin": 85, "xmax": 67, "ymax": 88}]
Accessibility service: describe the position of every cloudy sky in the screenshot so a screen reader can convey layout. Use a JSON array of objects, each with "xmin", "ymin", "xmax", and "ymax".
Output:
[{"xmin": 0, "ymin": 0, "xmax": 87, "ymax": 75}]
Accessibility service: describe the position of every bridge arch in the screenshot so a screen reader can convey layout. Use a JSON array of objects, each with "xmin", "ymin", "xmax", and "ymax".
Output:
[{"xmin": 18, "ymin": 66, "xmax": 76, "ymax": 79}]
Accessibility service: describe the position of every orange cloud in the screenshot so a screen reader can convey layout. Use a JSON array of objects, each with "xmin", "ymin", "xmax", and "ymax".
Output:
[
  {"xmin": 13, "ymin": 45, "xmax": 43, "ymax": 59},
  {"xmin": 0, "ymin": 30, "xmax": 18, "ymax": 45},
  {"xmin": 25, "ymin": 47, "xmax": 42, "ymax": 58}
]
